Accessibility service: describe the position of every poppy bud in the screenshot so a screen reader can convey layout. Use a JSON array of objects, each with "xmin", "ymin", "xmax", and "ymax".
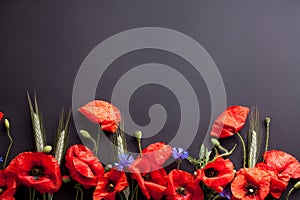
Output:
[
  {"xmin": 43, "ymin": 145, "xmax": 52, "ymax": 153},
  {"xmin": 62, "ymin": 175, "xmax": 71, "ymax": 183},
  {"xmin": 80, "ymin": 130, "xmax": 92, "ymax": 139},
  {"xmin": 265, "ymin": 117, "xmax": 271, "ymax": 125},
  {"xmin": 135, "ymin": 130, "xmax": 142, "ymax": 140},
  {"xmin": 294, "ymin": 181, "xmax": 300, "ymax": 189},
  {"xmin": 4, "ymin": 118, "xmax": 10, "ymax": 129},
  {"xmin": 211, "ymin": 138, "xmax": 220, "ymax": 147}
]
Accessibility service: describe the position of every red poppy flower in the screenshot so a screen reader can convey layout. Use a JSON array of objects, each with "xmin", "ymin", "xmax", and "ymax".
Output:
[
  {"xmin": 65, "ymin": 145, "xmax": 104, "ymax": 189},
  {"xmin": 129, "ymin": 142, "xmax": 171, "ymax": 199},
  {"xmin": 142, "ymin": 142, "xmax": 172, "ymax": 168},
  {"xmin": 211, "ymin": 106, "xmax": 249, "ymax": 138},
  {"xmin": 93, "ymin": 169, "xmax": 128, "ymax": 200},
  {"xmin": 0, "ymin": 170, "xmax": 17, "ymax": 200},
  {"xmin": 231, "ymin": 168, "xmax": 271, "ymax": 200},
  {"xmin": 164, "ymin": 169, "xmax": 204, "ymax": 200},
  {"xmin": 78, "ymin": 100, "xmax": 121, "ymax": 132},
  {"xmin": 255, "ymin": 150, "xmax": 300, "ymax": 198},
  {"xmin": 196, "ymin": 157, "xmax": 235, "ymax": 193},
  {"xmin": 129, "ymin": 157, "xmax": 168, "ymax": 199},
  {"xmin": 259, "ymin": 150, "xmax": 300, "ymax": 179},
  {"xmin": 0, "ymin": 112, "xmax": 4, "ymax": 121},
  {"xmin": 6, "ymin": 152, "xmax": 61, "ymax": 194}
]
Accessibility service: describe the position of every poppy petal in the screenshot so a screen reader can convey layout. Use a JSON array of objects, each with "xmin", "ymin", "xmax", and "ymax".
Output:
[
  {"xmin": 211, "ymin": 106, "xmax": 249, "ymax": 138},
  {"xmin": 78, "ymin": 100, "xmax": 121, "ymax": 132}
]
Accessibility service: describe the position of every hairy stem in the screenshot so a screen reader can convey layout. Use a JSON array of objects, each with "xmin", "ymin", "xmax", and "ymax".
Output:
[
  {"xmin": 3, "ymin": 126, "xmax": 13, "ymax": 169},
  {"xmin": 237, "ymin": 132, "xmax": 247, "ymax": 168}
]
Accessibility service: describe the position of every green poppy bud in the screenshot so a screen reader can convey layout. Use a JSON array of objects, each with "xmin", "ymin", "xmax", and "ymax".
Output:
[
  {"xmin": 294, "ymin": 181, "xmax": 300, "ymax": 189},
  {"xmin": 4, "ymin": 118, "xmax": 10, "ymax": 129},
  {"xmin": 43, "ymin": 145, "xmax": 52, "ymax": 153},
  {"xmin": 265, "ymin": 117, "xmax": 271, "ymax": 125},
  {"xmin": 211, "ymin": 138, "xmax": 220, "ymax": 147},
  {"xmin": 135, "ymin": 130, "xmax": 142, "ymax": 140},
  {"xmin": 80, "ymin": 130, "xmax": 92, "ymax": 139},
  {"xmin": 62, "ymin": 175, "xmax": 72, "ymax": 183}
]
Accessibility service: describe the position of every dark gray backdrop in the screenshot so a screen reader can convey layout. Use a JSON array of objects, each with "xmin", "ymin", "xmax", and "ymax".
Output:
[{"xmin": 1, "ymin": 1, "xmax": 300, "ymax": 199}]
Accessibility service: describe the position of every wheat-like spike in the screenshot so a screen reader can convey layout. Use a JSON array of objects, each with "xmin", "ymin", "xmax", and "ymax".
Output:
[
  {"xmin": 248, "ymin": 130, "xmax": 257, "ymax": 168},
  {"xmin": 32, "ymin": 113, "xmax": 45, "ymax": 152},
  {"xmin": 55, "ymin": 130, "xmax": 66, "ymax": 165},
  {"xmin": 54, "ymin": 109, "xmax": 71, "ymax": 165},
  {"xmin": 27, "ymin": 93, "xmax": 45, "ymax": 152},
  {"xmin": 247, "ymin": 106, "xmax": 262, "ymax": 168},
  {"xmin": 117, "ymin": 133, "xmax": 125, "ymax": 155}
]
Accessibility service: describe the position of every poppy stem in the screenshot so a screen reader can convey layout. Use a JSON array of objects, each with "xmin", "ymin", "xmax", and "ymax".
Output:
[
  {"xmin": 3, "ymin": 119, "xmax": 13, "ymax": 169},
  {"xmin": 285, "ymin": 187, "xmax": 294, "ymax": 200},
  {"xmin": 137, "ymin": 139, "xmax": 142, "ymax": 157},
  {"xmin": 176, "ymin": 159, "xmax": 182, "ymax": 169},
  {"xmin": 236, "ymin": 132, "xmax": 247, "ymax": 168},
  {"xmin": 75, "ymin": 187, "xmax": 79, "ymax": 200},
  {"xmin": 75, "ymin": 185, "xmax": 84, "ymax": 200},
  {"xmin": 211, "ymin": 194, "xmax": 220, "ymax": 200},
  {"xmin": 90, "ymin": 137, "xmax": 97, "ymax": 153},
  {"xmin": 264, "ymin": 117, "xmax": 271, "ymax": 155},
  {"xmin": 48, "ymin": 193, "xmax": 53, "ymax": 200},
  {"xmin": 95, "ymin": 126, "xmax": 101, "ymax": 156},
  {"xmin": 32, "ymin": 188, "xmax": 36, "ymax": 200}
]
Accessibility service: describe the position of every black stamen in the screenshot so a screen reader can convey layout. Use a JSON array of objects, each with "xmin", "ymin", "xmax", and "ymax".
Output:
[
  {"xmin": 176, "ymin": 186, "xmax": 186, "ymax": 195},
  {"xmin": 30, "ymin": 166, "xmax": 44, "ymax": 178},
  {"xmin": 245, "ymin": 183, "xmax": 258, "ymax": 196},
  {"xmin": 143, "ymin": 173, "xmax": 151, "ymax": 181},
  {"xmin": 107, "ymin": 182, "xmax": 115, "ymax": 192},
  {"xmin": 204, "ymin": 168, "xmax": 218, "ymax": 177}
]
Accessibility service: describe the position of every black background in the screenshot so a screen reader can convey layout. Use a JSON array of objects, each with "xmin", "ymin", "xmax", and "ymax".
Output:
[{"xmin": 1, "ymin": 1, "xmax": 300, "ymax": 199}]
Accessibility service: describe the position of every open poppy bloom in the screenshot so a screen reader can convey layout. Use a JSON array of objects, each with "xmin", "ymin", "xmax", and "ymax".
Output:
[
  {"xmin": 164, "ymin": 169, "xmax": 204, "ymax": 200},
  {"xmin": 196, "ymin": 157, "xmax": 235, "ymax": 193},
  {"xmin": 258, "ymin": 150, "xmax": 300, "ymax": 179},
  {"xmin": 256, "ymin": 150, "xmax": 300, "ymax": 198},
  {"xmin": 129, "ymin": 157, "xmax": 168, "ymax": 199},
  {"xmin": 0, "ymin": 112, "xmax": 3, "ymax": 121},
  {"xmin": 129, "ymin": 142, "xmax": 172, "ymax": 199},
  {"xmin": 6, "ymin": 152, "xmax": 61, "ymax": 194},
  {"xmin": 65, "ymin": 145, "xmax": 104, "ymax": 189},
  {"xmin": 0, "ymin": 170, "xmax": 17, "ymax": 200},
  {"xmin": 211, "ymin": 106, "xmax": 249, "ymax": 138},
  {"xmin": 231, "ymin": 168, "xmax": 271, "ymax": 200},
  {"xmin": 93, "ymin": 169, "xmax": 128, "ymax": 200},
  {"xmin": 78, "ymin": 100, "xmax": 121, "ymax": 132}
]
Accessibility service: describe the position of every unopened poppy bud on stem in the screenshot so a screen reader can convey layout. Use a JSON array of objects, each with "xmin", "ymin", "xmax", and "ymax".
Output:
[
  {"xmin": 135, "ymin": 131, "xmax": 143, "ymax": 155},
  {"xmin": 80, "ymin": 130, "xmax": 92, "ymax": 139},
  {"xmin": 294, "ymin": 181, "xmax": 300, "ymax": 189},
  {"xmin": 265, "ymin": 117, "xmax": 271, "ymax": 125},
  {"xmin": 211, "ymin": 138, "xmax": 220, "ymax": 147},
  {"xmin": 135, "ymin": 130, "xmax": 142, "ymax": 140},
  {"xmin": 43, "ymin": 145, "xmax": 52, "ymax": 153},
  {"xmin": 4, "ymin": 118, "xmax": 10, "ymax": 129},
  {"xmin": 62, "ymin": 175, "xmax": 71, "ymax": 183}
]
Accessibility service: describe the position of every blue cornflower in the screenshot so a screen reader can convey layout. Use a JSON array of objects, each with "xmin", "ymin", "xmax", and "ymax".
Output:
[
  {"xmin": 172, "ymin": 147, "xmax": 189, "ymax": 160},
  {"xmin": 0, "ymin": 156, "xmax": 3, "ymax": 162},
  {"xmin": 219, "ymin": 185, "xmax": 232, "ymax": 199},
  {"xmin": 114, "ymin": 153, "xmax": 134, "ymax": 171}
]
